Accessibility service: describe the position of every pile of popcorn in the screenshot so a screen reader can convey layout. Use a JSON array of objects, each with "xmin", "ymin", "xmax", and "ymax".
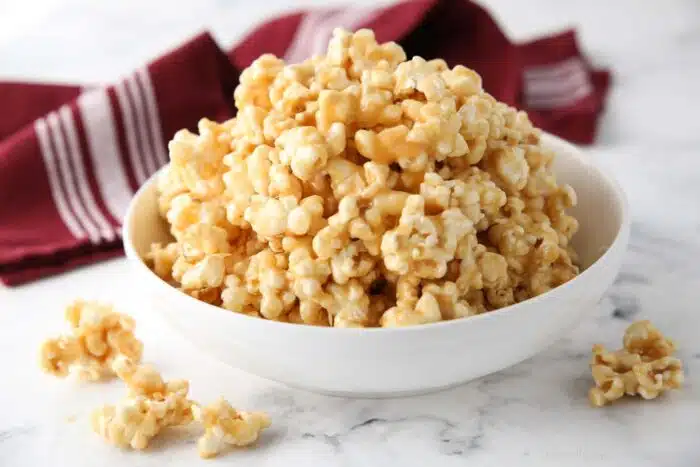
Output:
[
  {"xmin": 149, "ymin": 27, "xmax": 580, "ymax": 327},
  {"xmin": 40, "ymin": 301, "xmax": 270, "ymax": 458},
  {"xmin": 589, "ymin": 320, "xmax": 684, "ymax": 407}
]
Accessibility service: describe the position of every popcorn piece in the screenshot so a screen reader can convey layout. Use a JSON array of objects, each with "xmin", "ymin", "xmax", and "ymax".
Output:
[
  {"xmin": 623, "ymin": 320, "xmax": 676, "ymax": 360},
  {"xmin": 380, "ymin": 290, "xmax": 442, "ymax": 327},
  {"xmin": 381, "ymin": 195, "xmax": 474, "ymax": 279},
  {"xmin": 484, "ymin": 146, "xmax": 530, "ymax": 193},
  {"xmin": 181, "ymin": 254, "xmax": 227, "ymax": 290},
  {"xmin": 144, "ymin": 242, "xmax": 180, "ymax": 280},
  {"xmin": 91, "ymin": 357, "xmax": 193, "ymax": 450},
  {"xmin": 330, "ymin": 241, "xmax": 376, "ymax": 285},
  {"xmin": 422, "ymin": 281, "xmax": 475, "ymax": 320},
  {"xmin": 151, "ymin": 27, "xmax": 581, "ymax": 327},
  {"xmin": 355, "ymin": 125, "xmax": 426, "ymax": 167},
  {"xmin": 181, "ymin": 224, "xmax": 230, "ymax": 260},
  {"xmin": 91, "ymin": 399, "xmax": 161, "ymax": 451},
  {"xmin": 442, "ymin": 65, "xmax": 482, "ymax": 100},
  {"xmin": 192, "ymin": 398, "xmax": 271, "ymax": 459},
  {"xmin": 633, "ymin": 357, "xmax": 684, "ymax": 400},
  {"xmin": 324, "ymin": 279, "xmax": 372, "ymax": 327},
  {"xmin": 221, "ymin": 272, "xmax": 259, "ymax": 315},
  {"xmin": 245, "ymin": 195, "xmax": 325, "ymax": 240},
  {"xmin": 317, "ymin": 90, "xmax": 355, "ymax": 132},
  {"xmin": 40, "ymin": 337, "xmax": 80, "ymax": 378},
  {"xmin": 276, "ymin": 127, "xmax": 330, "ymax": 181},
  {"xmin": 235, "ymin": 54, "xmax": 284, "ymax": 110},
  {"xmin": 588, "ymin": 321, "xmax": 684, "ymax": 407},
  {"xmin": 246, "ymin": 249, "xmax": 295, "ymax": 320},
  {"xmin": 39, "ymin": 300, "xmax": 143, "ymax": 381},
  {"xmin": 287, "ymin": 245, "xmax": 331, "ymax": 325},
  {"xmin": 166, "ymin": 194, "xmax": 227, "ymax": 240},
  {"xmin": 166, "ymin": 118, "xmax": 234, "ymax": 201}
]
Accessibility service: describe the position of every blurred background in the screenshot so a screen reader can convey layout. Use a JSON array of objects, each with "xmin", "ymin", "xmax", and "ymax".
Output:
[{"xmin": 1, "ymin": 0, "xmax": 698, "ymax": 148}]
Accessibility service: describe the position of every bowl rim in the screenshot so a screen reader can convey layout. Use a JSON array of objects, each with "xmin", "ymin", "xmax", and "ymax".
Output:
[{"xmin": 123, "ymin": 133, "xmax": 631, "ymax": 334}]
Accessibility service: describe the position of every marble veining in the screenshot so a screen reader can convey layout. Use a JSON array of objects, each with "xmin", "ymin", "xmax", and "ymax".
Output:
[
  {"xmin": 2, "ymin": 0, "xmax": 700, "ymax": 466},
  {"xmin": 0, "ymin": 426, "xmax": 37, "ymax": 444}
]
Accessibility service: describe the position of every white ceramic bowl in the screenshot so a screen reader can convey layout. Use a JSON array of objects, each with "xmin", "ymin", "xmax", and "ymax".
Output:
[{"xmin": 123, "ymin": 133, "xmax": 630, "ymax": 398}]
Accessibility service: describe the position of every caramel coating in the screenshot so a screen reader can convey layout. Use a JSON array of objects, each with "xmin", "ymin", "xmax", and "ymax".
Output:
[{"xmin": 152, "ymin": 29, "xmax": 579, "ymax": 327}]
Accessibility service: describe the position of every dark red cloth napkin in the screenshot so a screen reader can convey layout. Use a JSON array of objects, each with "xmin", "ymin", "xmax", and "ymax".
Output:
[{"xmin": 0, "ymin": 0, "xmax": 610, "ymax": 286}]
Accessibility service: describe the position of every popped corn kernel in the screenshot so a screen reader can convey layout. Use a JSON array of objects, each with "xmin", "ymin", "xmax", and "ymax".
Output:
[
  {"xmin": 276, "ymin": 127, "xmax": 330, "ymax": 181},
  {"xmin": 381, "ymin": 195, "xmax": 473, "ymax": 279},
  {"xmin": 167, "ymin": 121, "xmax": 230, "ymax": 200},
  {"xmin": 287, "ymin": 244, "xmax": 331, "ymax": 325},
  {"xmin": 324, "ymin": 279, "xmax": 372, "ymax": 327},
  {"xmin": 40, "ymin": 337, "xmax": 80, "ymax": 378},
  {"xmin": 144, "ymin": 242, "xmax": 180, "ymax": 280},
  {"xmin": 442, "ymin": 65, "xmax": 482, "ymax": 100},
  {"xmin": 380, "ymin": 290, "xmax": 442, "ymax": 327},
  {"xmin": 623, "ymin": 320, "xmax": 676, "ymax": 360},
  {"xmin": 246, "ymin": 249, "xmax": 295, "ymax": 320},
  {"xmin": 39, "ymin": 300, "xmax": 143, "ymax": 381},
  {"xmin": 221, "ymin": 272, "xmax": 259, "ymax": 315},
  {"xmin": 181, "ymin": 254, "xmax": 227, "ymax": 290},
  {"xmin": 330, "ymin": 241, "xmax": 376, "ymax": 285},
  {"xmin": 633, "ymin": 357, "xmax": 684, "ymax": 400},
  {"xmin": 91, "ymin": 357, "xmax": 193, "ymax": 450},
  {"xmin": 422, "ymin": 281, "xmax": 475, "ymax": 319},
  {"xmin": 91, "ymin": 399, "xmax": 161, "ymax": 450},
  {"xmin": 589, "ymin": 321, "xmax": 684, "ymax": 407},
  {"xmin": 150, "ymin": 27, "xmax": 580, "ymax": 327},
  {"xmin": 192, "ymin": 398, "xmax": 271, "ymax": 459},
  {"xmin": 245, "ymin": 195, "xmax": 293, "ymax": 238},
  {"xmin": 235, "ymin": 54, "xmax": 284, "ymax": 109},
  {"xmin": 181, "ymin": 224, "xmax": 230, "ymax": 260},
  {"xmin": 244, "ymin": 194, "xmax": 325, "ymax": 241},
  {"xmin": 485, "ymin": 146, "xmax": 530, "ymax": 193},
  {"xmin": 355, "ymin": 125, "xmax": 426, "ymax": 166}
]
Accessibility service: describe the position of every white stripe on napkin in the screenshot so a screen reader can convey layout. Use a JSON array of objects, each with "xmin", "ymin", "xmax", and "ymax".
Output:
[
  {"xmin": 58, "ymin": 106, "xmax": 116, "ymax": 241},
  {"xmin": 115, "ymin": 80, "xmax": 148, "ymax": 185},
  {"xmin": 136, "ymin": 67, "xmax": 168, "ymax": 167},
  {"xmin": 523, "ymin": 57, "xmax": 593, "ymax": 109},
  {"xmin": 125, "ymin": 73, "xmax": 158, "ymax": 177},
  {"xmin": 78, "ymin": 89, "xmax": 133, "ymax": 222},
  {"xmin": 284, "ymin": 9, "xmax": 337, "ymax": 64},
  {"xmin": 34, "ymin": 118, "xmax": 85, "ymax": 239},
  {"xmin": 46, "ymin": 111, "xmax": 101, "ymax": 243}
]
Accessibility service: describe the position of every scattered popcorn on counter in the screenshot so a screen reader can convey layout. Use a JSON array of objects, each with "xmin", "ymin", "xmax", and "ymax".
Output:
[
  {"xmin": 192, "ymin": 398, "xmax": 271, "ymax": 459},
  {"xmin": 39, "ymin": 300, "xmax": 143, "ymax": 381},
  {"xmin": 91, "ymin": 356, "xmax": 194, "ymax": 450},
  {"xmin": 150, "ymin": 28, "xmax": 580, "ymax": 327},
  {"xmin": 589, "ymin": 320, "xmax": 684, "ymax": 407},
  {"xmin": 40, "ymin": 303, "xmax": 271, "ymax": 458}
]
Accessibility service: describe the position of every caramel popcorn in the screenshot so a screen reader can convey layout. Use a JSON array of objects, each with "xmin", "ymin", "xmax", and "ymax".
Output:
[
  {"xmin": 40, "ymin": 303, "xmax": 271, "ymax": 458},
  {"xmin": 91, "ymin": 357, "xmax": 194, "ymax": 450},
  {"xmin": 192, "ymin": 398, "xmax": 271, "ymax": 459},
  {"xmin": 39, "ymin": 300, "xmax": 143, "ymax": 381},
  {"xmin": 589, "ymin": 321, "xmax": 684, "ymax": 407},
  {"xmin": 91, "ymin": 360, "xmax": 272, "ymax": 456},
  {"xmin": 151, "ymin": 28, "xmax": 580, "ymax": 327}
]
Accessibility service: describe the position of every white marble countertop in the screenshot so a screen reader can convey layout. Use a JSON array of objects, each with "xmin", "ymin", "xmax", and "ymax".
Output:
[{"xmin": 2, "ymin": 0, "xmax": 700, "ymax": 466}]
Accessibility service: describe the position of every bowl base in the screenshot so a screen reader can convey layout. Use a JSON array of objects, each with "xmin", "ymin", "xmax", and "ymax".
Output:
[{"xmin": 259, "ymin": 375, "xmax": 473, "ymax": 399}]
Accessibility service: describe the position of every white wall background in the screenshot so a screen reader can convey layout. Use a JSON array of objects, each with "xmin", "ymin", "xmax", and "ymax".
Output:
[
  {"xmin": 0, "ymin": 0, "xmax": 697, "ymax": 83},
  {"xmin": 0, "ymin": 0, "xmax": 698, "ymax": 154}
]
